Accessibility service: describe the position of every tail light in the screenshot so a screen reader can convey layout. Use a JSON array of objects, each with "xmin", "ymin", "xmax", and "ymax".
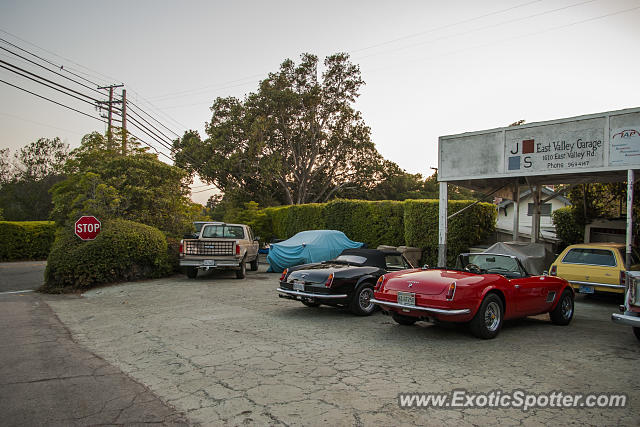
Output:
[
  {"xmin": 550, "ymin": 265, "xmax": 557, "ymax": 276},
  {"xmin": 325, "ymin": 273, "xmax": 334, "ymax": 288},
  {"xmin": 235, "ymin": 244, "xmax": 240, "ymax": 256},
  {"xmin": 620, "ymin": 270, "xmax": 626, "ymax": 287},
  {"xmin": 279, "ymin": 268, "xmax": 288, "ymax": 282},
  {"xmin": 374, "ymin": 275, "xmax": 385, "ymax": 291},
  {"xmin": 446, "ymin": 282, "xmax": 456, "ymax": 300},
  {"xmin": 179, "ymin": 240, "xmax": 184, "ymax": 255}
]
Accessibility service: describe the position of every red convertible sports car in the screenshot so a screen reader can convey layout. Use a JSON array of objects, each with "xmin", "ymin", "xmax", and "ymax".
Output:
[{"xmin": 370, "ymin": 252, "xmax": 575, "ymax": 339}]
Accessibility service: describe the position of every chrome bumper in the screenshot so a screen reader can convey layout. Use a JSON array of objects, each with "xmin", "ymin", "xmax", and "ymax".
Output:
[
  {"xmin": 180, "ymin": 259, "xmax": 240, "ymax": 268},
  {"xmin": 570, "ymin": 281, "xmax": 624, "ymax": 290},
  {"xmin": 611, "ymin": 313, "xmax": 640, "ymax": 327},
  {"xmin": 369, "ymin": 298, "xmax": 471, "ymax": 316},
  {"xmin": 277, "ymin": 288, "xmax": 348, "ymax": 300}
]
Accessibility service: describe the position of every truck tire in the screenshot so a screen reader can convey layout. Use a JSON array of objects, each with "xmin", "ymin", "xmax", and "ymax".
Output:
[
  {"xmin": 186, "ymin": 267, "xmax": 198, "ymax": 279},
  {"xmin": 250, "ymin": 257, "xmax": 259, "ymax": 271},
  {"xmin": 236, "ymin": 259, "xmax": 246, "ymax": 279}
]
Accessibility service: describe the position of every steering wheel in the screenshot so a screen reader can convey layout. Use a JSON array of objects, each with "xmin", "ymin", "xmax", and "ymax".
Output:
[{"xmin": 464, "ymin": 263, "xmax": 483, "ymax": 274}]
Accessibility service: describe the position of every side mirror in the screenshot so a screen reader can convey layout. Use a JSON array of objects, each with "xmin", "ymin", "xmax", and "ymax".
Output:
[
  {"xmin": 543, "ymin": 270, "xmax": 549, "ymax": 276},
  {"xmin": 422, "ymin": 264, "xmax": 430, "ymax": 270},
  {"xmin": 254, "ymin": 236, "xmax": 261, "ymax": 241}
]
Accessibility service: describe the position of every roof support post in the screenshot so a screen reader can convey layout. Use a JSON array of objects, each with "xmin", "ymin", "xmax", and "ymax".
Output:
[
  {"xmin": 438, "ymin": 181, "xmax": 448, "ymax": 268},
  {"xmin": 512, "ymin": 181, "xmax": 520, "ymax": 241},
  {"xmin": 531, "ymin": 185, "xmax": 541, "ymax": 243},
  {"xmin": 627, "ymin": 169, "xmax": 635, "ymax": 269}
]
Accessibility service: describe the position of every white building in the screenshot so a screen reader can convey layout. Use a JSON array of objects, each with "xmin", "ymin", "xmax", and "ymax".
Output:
[{"xmin": 496, "ymin": 187, "xmax": 571, "ymax": 241}]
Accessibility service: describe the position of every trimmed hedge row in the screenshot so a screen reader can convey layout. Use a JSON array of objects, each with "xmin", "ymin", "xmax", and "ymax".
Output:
[
  {"xmin": 43, "ymin": 218, "xmax": 172, "ymax": 292},
  {"xmin": 552, "ymin": 206, "xmax": 584, "ymax": 250},
  {"xmin": 256, "ymin": 199, "xmax": 496, "ymax": 266},
  {"xmin": 0, "ymin": 221, "xmax": 56, "ymax": 261}
]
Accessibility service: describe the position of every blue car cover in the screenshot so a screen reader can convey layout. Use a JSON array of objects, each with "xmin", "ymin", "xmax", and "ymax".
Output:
[{"xmin": 267, "ymin": 230, "xmax": 363, "ymax": 273}]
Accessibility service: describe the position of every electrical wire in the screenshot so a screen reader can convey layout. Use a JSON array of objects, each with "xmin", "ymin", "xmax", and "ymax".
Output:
[
  {"xmin": 0, "ymin": 78, "xmax": 106, "ymax": 123},
  {"xmin": 126, "ymin": 100, "xmax": 181, "ymax": 138}
]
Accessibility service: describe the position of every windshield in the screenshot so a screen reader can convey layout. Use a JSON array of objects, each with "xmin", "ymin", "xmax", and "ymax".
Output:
[
  {"xmin": 457, "ymin": 253, "xmax": 523, "ymax": 276},
  {"xmin": 201, "ymin": 225, "xmax": 245, "ymax": 239}
]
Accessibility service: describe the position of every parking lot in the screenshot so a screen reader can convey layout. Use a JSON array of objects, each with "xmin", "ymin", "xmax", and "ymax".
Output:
[{"xmin": 46, "ymin": 266, "xmax": 639, "ymax": 426}]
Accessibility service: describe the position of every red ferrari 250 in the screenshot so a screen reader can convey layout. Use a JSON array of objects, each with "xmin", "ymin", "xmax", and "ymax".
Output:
[{"xmin": 370, "ymin": 253, "xmax": 575, "ymax": 339}]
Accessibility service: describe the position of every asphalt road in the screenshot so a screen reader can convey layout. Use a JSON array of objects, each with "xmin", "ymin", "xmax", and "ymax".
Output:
[
  {"xmin": 44, "ymin": 266, "xmax": 640, "ymax": 426},
  {"xmin": 0, "ymin": 263, "xmax": 190, "ymax": 426},
  {"xmin": 0, "ymin": 261, "xmax": 47, "ymax": 293}
]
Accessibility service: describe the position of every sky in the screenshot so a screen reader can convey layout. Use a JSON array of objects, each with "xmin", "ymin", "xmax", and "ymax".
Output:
[{"xmin": 1, "ymin": 0, "xmax": 639, "ymax": 204}]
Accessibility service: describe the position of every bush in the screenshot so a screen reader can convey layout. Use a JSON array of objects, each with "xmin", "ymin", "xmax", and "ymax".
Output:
[
  {"xmin": 0, "ymin": 221, "xmax": 56, "ymax": 261},
  {"xmin": 552, "ymin": 206, "xmax": 584, "ymax": 250},
  {"xmin": 324, "ymin": 199, "xmax": 405, "ymax": 248},
  {"xmin": 404, "ymin": 200, "xmax": 497, "ymax": 266},
  {"xmin": 42, "ymin": 219, "xmax": 172, "ymax": 292}
]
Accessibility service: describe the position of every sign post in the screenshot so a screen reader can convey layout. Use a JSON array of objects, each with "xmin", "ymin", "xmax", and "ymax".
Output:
[{"xmin": 74, "ymin": 216, "xmax": 101, "ymax": 240}]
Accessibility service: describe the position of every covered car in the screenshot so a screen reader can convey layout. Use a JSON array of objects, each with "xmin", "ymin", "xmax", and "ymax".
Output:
[
  {"xmin": 483, "ymin": 242, "xmax": 555, "ymax": 276},
  {"xmin": 267, "ymin": 230, "xmax": 363, "ymax": 272}
]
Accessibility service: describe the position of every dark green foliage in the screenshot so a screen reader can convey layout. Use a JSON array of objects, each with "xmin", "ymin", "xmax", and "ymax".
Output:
[
  {"xmin": 0, "ymin": 221, "xmax": 55, "ymax": 261},
  {"xmin": 324, "ymin": 200, "xmax": 405, "ymax": 248},
  {"xmin": 251, "ymin": 199, "xmax": 494, "ymax": 261},
  {"xmin": 552, "ymin": 207, "xmax": 584, "ymax": 250},
  {"xmin": 404, "ymin": 200, "xmax": 497, "ymax": 266},
  {"xmin": 43, "ymin": 219, "xmax": 172, "ymax": 292}
]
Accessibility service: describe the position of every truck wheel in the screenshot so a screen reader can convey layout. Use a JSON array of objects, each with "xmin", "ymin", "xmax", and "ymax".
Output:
[
  {"xmin": 186, "ymin": 267, "xmax": 198, "ymax": 279},
  {"xmin": 236, "ymin": 260, "xmax": 246, "ymax": 279},
  {"xmin": 250, "ymin": 257, "xmax": 259, "ymax": 271},
  {"xmin": 634, "ymin": 327, "xmax": 640, "ymax": 342}
]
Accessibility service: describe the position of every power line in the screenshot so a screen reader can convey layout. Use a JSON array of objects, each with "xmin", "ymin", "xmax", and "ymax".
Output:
[
  {"xmin": 127, "ymin": 100, "xmax": 181, "ymax": 138},
  {"xmin": 0, "ymin": 44, "xmax": 104, "ymax": 96},
  {"xmin": 0, "ymin": 78, "xmax": 106, "ymax": 123}
]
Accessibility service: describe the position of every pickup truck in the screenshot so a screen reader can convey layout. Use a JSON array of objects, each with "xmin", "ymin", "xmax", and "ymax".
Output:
[{"xmin": 180, "ymin": 222, "xmax": 259, "ymax": 279}]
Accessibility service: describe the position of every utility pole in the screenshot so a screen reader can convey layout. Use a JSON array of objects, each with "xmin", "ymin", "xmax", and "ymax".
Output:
[
  {"xmin": 97, "ymin": 84, "xmax": 124, "ymax": 150},
  {"xmin": 121, "ymin": 88, "xmax": 127, "ymax": 154}
]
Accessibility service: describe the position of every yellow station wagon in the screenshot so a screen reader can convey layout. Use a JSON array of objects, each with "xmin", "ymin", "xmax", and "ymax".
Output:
[{"xmin": 549, "ymin": 243, "xmax": 640, "ymax": 295}]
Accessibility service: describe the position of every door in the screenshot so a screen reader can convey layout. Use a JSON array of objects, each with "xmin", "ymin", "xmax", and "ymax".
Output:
[{"xmin": 513, "ymin": 276, "xmax": 556, "ymax": 315}]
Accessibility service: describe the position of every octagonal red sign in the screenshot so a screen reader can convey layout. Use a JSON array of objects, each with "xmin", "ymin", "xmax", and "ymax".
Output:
[{"xmin": 75, "ymin": 216, "xmax": 101, "ymax": 240}]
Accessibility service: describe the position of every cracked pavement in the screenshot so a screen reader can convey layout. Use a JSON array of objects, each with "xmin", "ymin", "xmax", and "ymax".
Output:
[
  {"xmin": 43, "ymin": 266, "xmax": 639, "ymax": 426},
  {"xmin": 0, "ymin": 291, "xmax": 189, "ymax": 426}
]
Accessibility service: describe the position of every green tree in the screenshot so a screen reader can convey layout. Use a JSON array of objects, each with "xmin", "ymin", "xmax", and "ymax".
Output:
[
  {"xmin": 174, "ymin": 53, "xmax": 387, "ymax": 206},
  {"xmin": 0, "ymin": 138, "xmax": 69, "ymax": 221},
  {"xmin": 51, "ymin": 132, "xmax": 198, "ymax": 236}
]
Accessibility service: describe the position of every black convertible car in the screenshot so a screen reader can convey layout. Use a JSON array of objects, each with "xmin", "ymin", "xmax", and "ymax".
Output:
[{"xmin": 277, "ymin": 248, "xmax": 413, "ymax": 315}]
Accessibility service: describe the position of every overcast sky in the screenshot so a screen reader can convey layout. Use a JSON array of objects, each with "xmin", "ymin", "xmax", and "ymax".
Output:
[{"xmin": 1, "ymin": 0, "xmax": 639, "ymax": 203}]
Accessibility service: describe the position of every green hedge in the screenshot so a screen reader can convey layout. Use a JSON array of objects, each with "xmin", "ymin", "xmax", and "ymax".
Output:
[
  {"xmin": 0, "ymin": 221, "xmax": 56, "ymax": 261},
  {"xmin": 42, "ymin": 219, "xmax": 172, "ymax": 292},
  {"xmin": 552, "ymin": 206, "xmax": 584, "ymax": 250},
  {"xmin": 255, "ymin": 199, "xmax": 496, "ymax": 266},
  {"xmin": 404, "ymin": 200, "xmax": 496, "ymax": 266}
]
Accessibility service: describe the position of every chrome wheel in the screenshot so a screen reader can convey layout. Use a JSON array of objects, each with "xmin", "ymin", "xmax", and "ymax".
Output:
[
  {"xmin": 484, "ymin": 301, "xmax": 501, "ymax": 332},
  {"xmin": 560, "ymin": 294, "xmax": 573, "ymax": 319},
  {"xmin": 359, "ymin": 287, "xmax": 374, "ymax": 313}
]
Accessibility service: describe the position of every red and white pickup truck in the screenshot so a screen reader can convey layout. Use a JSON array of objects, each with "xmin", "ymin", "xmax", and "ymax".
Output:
[
  {"xmin": 611, "ymin": 271, "xmax": 640, "ymax": 341},
  {"xmin": 180, "ymin": 222, "xmax": 259, "ymax": 279}
]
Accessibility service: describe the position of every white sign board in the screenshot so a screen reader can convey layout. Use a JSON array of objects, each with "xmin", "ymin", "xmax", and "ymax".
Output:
[{"xmin": 610, "ymin": 127, "xmax": 640, "ymax": 166}]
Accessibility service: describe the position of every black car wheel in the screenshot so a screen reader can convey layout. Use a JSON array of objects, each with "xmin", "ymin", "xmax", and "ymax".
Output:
[
  {"xmin": 349, "ymin": 283, "xmax": 376, "ymax": 316},
  {"xmin": 301, "ymin": 300, "xmax": 321, "ymax": 308},
  {"xmin": 633, "ymin": 327, "xmax": 640, "ymax": 342},
  {"xmin": 186, "ymin": 267, "xmax": 198, "ymax": 279},
  {"xmin": 236, "ymin": 259, "xmax": 246, "ymax": 279},
  {"xmin": 469, "ymin": 293, "xmax": 503, "ymax": 339},
  {"xmin": 250, "ymin": 258, "xmax": 259, "ymax": 271},
  {"xmin": 392, "ymin": 312, "xmax": 417, "ymax": 326},
  {"xmin": 549, "ymin": 289, "xmax": 574, "ymax": 325}
]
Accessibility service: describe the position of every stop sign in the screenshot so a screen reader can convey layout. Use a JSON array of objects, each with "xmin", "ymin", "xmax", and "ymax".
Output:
[{"xmin": 75, "ymin": 216, "xmax": 101, "ymax": 240}]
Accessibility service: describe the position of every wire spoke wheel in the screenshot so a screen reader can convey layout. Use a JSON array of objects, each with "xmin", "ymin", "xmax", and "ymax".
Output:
[{"xmin": 484, "ymin": 301, "xmax": 501, "ymax": 332}]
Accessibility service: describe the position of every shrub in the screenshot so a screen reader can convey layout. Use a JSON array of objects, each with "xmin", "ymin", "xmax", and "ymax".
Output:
[
  {"xmin": 404, "ymin": 200, "xmax": 496, "ymax": 266},
  {"xmin": 42, "ymin": 219, "xmax": 172, "ymax": 292},
  {"xmin": 0, "ymin": 221, "xmax": 56, "ymax": 261},
  {"xmin": 324, "ymin": 199, "xmax": 405, "ymax": 248},
  {"xmin": 552, "ymin": 206, "xmax": 584, "ymax": 250},
  {"xmin": 263, "ymin": 204, "xmax": 325, "ymax": 241}
]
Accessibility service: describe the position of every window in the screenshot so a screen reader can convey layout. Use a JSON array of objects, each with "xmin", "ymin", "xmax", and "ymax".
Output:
[
  {"xmin": 562, "ymin": 248, "xmax": 616, "ymax": 267},
  {"xmin": 385, "ymin": 254, "xmax": 410, "ymax": 270},
  {"xmin": 527, "ymin": 203, "xmax": 552, "ymax": 216},
  {"xmin": 202, "ymin": 225, "xmax": 245, "ymax": 239}
]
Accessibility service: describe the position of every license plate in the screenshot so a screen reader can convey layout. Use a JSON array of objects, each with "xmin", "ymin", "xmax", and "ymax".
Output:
[
  {"xmin": 397, "ymin": 291, "xmax": 415, "ymax": 306},
  {"xmin": 579, "ymin": 285, "xmax": 594, "ymax": 294},
  {"xmin": 203, "ymin": 260, "xmax": 215, "ymax": 266},
  {"xmin": 293, "ymin": 282, "xmax": 305, "ymax": 292}
]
